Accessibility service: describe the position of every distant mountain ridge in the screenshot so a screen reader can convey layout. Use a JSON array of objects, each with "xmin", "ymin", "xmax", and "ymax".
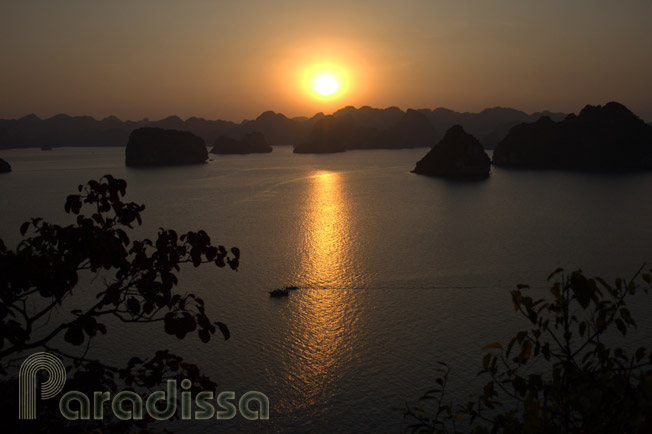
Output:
[
  {"xmin": 294, "ymin": 108, "xmax": 439, "ymax": 153},
  {"xmin": 211, "ymin": 132, "xmax": 273, "ymax": 154},
  {"xmin": 0, "ymin": 106, "xmax": 566, "ymax": 150}
]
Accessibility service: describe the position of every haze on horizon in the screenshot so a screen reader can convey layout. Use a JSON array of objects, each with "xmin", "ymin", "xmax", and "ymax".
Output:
[{"xmin": 1, "ymin": 0, "xmax": 651, "ymax": 122}]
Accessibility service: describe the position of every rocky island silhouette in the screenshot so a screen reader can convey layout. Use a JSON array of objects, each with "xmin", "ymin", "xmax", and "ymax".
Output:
[
  {"xmin": 493, "ymin": 102, "xmax": 652, "ymax": 170},
  {"xmin": 2, "ymin": 102, "xmax": 651, "ymax": 173},
  {"xmin": 412, "ymin": 125, "xmax": 491, "ymax": 178},
  {"xmin": 0, "ymin": 158, "xmax": 11, "ymax": 173},
  {"xmin": 125, "ymin": 127, "xmax": 208, "ymax": 167}
]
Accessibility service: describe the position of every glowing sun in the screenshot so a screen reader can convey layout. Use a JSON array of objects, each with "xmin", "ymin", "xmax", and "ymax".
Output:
[
  {"xmin": 313, "ymin": 74, "xmax": 339, "ymax": 96},
  {"xmin": 299, "ymin": 62, "xmax": 351, "ymax": 102}
]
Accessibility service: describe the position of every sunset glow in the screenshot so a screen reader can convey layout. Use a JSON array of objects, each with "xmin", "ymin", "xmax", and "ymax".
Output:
[
  {"xmin": 2, "ymin": 2, "xmax": 652, "ymax": 433},
  {"xmin": 298, "ymin": 60, "xmax": 353, "ymax": 104},
  {"xmin": 1, "ymin": 2, "xmax": 651, "ymax": 124}
]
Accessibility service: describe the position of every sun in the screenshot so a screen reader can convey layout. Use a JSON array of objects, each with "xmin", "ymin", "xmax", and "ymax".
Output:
[
  {"xmin": 313, "ymin": 74, "xmax": 339, "ymax": 96},
  {"xmin": 300, "ymin": 63, "xmax": 350, "ymax": 101}
]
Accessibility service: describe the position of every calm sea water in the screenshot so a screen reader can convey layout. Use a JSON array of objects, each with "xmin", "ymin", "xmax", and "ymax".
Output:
[{"xmin": 1, "ymin": 146, "xmax": 652, "ymax": 433}]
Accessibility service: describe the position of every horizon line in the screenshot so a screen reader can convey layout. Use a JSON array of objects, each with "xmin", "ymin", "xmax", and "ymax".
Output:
[{"xmin": 1, "ymin": 104, "xmax": 580, "ymax": 125}]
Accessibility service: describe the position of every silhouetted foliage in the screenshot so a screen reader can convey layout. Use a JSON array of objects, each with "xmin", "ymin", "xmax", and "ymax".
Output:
[
  {"xmin": 0, "ymin": 175, "xmax": 239, "ymax": 431},
  {"xmin": 401, "ymin": 267, "xmax": 652, "ymax": 433}
]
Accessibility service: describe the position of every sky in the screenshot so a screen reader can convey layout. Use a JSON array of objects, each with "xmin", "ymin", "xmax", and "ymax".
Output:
[{"xmin": 1, "ymin": 0, "xmax": 651, "ymax": 122}]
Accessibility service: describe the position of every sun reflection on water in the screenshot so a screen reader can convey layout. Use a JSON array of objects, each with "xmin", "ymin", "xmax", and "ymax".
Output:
[
  {"xmin": 280, "ymin": 170, "xmax": 365, "ymax": 415},
  {"xmin": 299, "ymin": 171, "xmax": 358, "ymax": 289}
]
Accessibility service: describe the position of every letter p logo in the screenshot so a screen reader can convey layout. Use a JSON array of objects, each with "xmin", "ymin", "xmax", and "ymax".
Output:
[{"xmin": 19, "ymin": 352, "xmax": 67, "ymax": 419}]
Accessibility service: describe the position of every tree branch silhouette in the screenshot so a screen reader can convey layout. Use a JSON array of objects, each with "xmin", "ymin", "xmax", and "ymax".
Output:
[{"xmin": 0, "ymin": 175, "xmax": 239, "ymax": 429}]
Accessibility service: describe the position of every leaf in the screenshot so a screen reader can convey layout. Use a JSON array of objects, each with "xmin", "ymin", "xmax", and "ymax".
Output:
[
  {"xmin": 548, "ymin": 267, "xmax": 564, "ymax": 281},
  {"xmin": 82, "ymin": 316, "xmax": 99, "ymax": 336},
  {"xmin": 550, "ymin": 282, "xmax": 563, "ymax": 301},
  {"xmin": 206, "ymin": 246, "xmax": 218, "ymax": 261},
  {"xmin": 93, "ymin": 213, "xmax": 105, "ymax": 225},
  {"xmin": 595, "ymin": 276, "xmax": 613, "ymax": 293},
  {"xmin": 517, "ymin": 340, "xmax": 532, "ymax": 365},
  {"xmin": 117, "ymin": 179, "xmax": 127, "ymax": 196},
  {"xmin": 198, "ymin": 328, "xmax": 210, "ymax": 343},
  {"xmin": 506, "ymin": 337, "xmax": 517, "ymax": 357},
  {"xmin": 570, "ymin": 273, "xmax": 593, "ymax": 309},
  {"xmin": 20, "ymin": 221, "xmax": 30, "ymax": 236},
  {"xmin": 511, "ymin": 290, "xmax": 523, "ymax": 311},
  {"xmin": 65, "ymin": 194, "xmax": 82, "ymax": 215},
  {"xmin": 126, "ymin": 297, "xmax": 140, "ymax": 316},
  {"xmin": 482, "ymin": 353, "xmax": 491, "ymax": 369},
  {"xmin": 483, "ymin": 381, "xmax": 495, "ymax": 398},
  {"xmin": 215, "ymin": 321, "xmax": 230, "ymax": 341},
  {"xmin": 64, "ymin": 324, "xmax": 84, "ymax": 346},
  {"xmin": 164, "ymin": 313, "xmax": 176, "ymax": 335},
  {"xmin": 116, "ymin": 229, "xmax": 130, "ymax": 246},
  {"xmin": 515, "ymin": 331, "xmax": 528, "ymax": 343},
  {"xmin": 615, "ymin": 319, "xmax": 627, "ymax": 336},
  {"xmin": 636, "ymin": 347, "xmax": 646, "ymax": 362},
  {"xmin": 620, "ymin": 308, "xmax": 635, "ymax": 326}
]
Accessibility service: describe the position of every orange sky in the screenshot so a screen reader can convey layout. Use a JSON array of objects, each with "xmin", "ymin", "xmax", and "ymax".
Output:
[{"xmin": 1, "ymin": 1, "xmax": 651, "ymax": 121}]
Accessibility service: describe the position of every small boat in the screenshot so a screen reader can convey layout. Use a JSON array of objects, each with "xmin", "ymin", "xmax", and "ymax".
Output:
[{"xmin": 269, "ymin": 288, "xmax": 289, "ymax": 297}]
